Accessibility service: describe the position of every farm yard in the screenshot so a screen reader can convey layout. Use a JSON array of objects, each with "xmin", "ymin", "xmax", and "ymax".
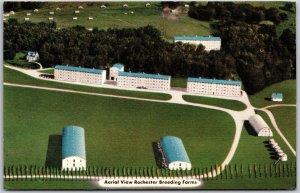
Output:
[
  {"xmin": 4, "ymin": 2, "xmax": 212, "ymax": 41},
  {"xmin": 4, "ymin": 86, "xmax": 235, "ymax": 168}
]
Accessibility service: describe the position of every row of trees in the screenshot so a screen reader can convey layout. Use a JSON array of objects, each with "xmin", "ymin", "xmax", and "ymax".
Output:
[
  {"xmin": 4, "ymin": 2, "xmax": 44, "ymax": 12},
  {"xmin": 4, "ymin": 162, "xmax": 296, "ymax": 181},
  {"xmin": 188, "ymin": 2, "xmax": 288, "ymax": 24}
]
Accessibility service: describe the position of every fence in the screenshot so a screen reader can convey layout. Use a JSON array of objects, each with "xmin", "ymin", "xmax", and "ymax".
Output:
[{"xmin": 3, "ymin": 162, "xmax": 296, "ymax": 181}]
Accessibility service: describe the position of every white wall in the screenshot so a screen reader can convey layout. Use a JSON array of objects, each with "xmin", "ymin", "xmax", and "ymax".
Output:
[
  {"xmin": 62, "ymin": 156, "xmax": 86, "ymax": 171},
  {"xmin": 117, "ymin": 76, "xmax": 170, "ymax": 91},
  {"xmin": 168, "ymin": 161, "xmax": 192, "ymax": 170},
  {"xmin": 174, "ymin": 40, "xmax": 221, "ymax": 51},
  {"xmin": 187, "ymin": 82, "xmax": 241, "ymax": 97}
]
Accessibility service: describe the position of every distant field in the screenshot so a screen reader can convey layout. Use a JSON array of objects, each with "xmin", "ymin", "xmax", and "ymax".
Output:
[
  {"xmin": 4, "ymin": 86, "xmax": 235, "ymax": 169},
  {"xmin": 269, "ymin": 106, "xmax": 296, "ymax": 149},
  {"xmin": 182, "ymin": 95, "xmax": 247, "ymax": 111},
  {"xmin": 4, "ymin": 67, "xmax": 171, "ymax": 100},
  {"xmin": 39, "ymin": 68, "xmax": 54, "ymax": 74},
  {"xmin": 5, "ymin": 2, "xmax": 212, "ymax": 41},
  {"xmin": 248, "ymin": 80, "xmax": 296, "ymax": 108}
]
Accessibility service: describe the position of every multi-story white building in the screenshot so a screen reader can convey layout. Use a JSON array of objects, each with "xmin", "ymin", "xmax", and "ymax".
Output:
[
  {"xmin": 54, "ymin": 65, "xmax": 106, "ymax": 85},
  {"xmin": 26, "ymin": 51, "xmax": 39, "ymax": 62},
  {"xmin": 174, "ymin": 36, "xmax": 221, "ymax": 51},
  {"xmin": 62, "ymin": 126, "xmax": 86, "ymax": 171},
  {"xmin": 109, "ymin": 63, "xmax": 124, "ymax": 81},
  {"xmin": 117, "ymin": 71, "xmax": 171, "ymax": 91},
  {"xmin": 187, "ymin": 77, "xmax": 242, "ymax": 97}
]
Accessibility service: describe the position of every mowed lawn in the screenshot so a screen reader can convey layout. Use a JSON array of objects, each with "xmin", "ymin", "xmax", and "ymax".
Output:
[
  {"xmin": 6, "ymin": 2, "xmax": 212, "ymax": 41},
  {"xmin": 269, "ymin": 106, "xmax": 296, "ymax": 149},
  {"xmin": 4, "ymin": 86, "xmax": 235, "ymax": 169},
  {"xmin": 182, "ymin": 95, "xmax": 247, "ymax": 111},
  {"xmin": 249, "ymin": 80, "xmax": 296, "ymax": 108},
  {"xmin": 39, "ymin": 68, "xmax": 54, "ymax": 74},
  {"xmin": 4, "ymin": 67, "xmax": 171, "ymax": 100}
]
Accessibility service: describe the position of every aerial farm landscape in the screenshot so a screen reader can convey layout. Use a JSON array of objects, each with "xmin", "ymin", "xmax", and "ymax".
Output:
[{"xmin": 3, "ymin": 1, "xmax": 296, "ymax": 190}]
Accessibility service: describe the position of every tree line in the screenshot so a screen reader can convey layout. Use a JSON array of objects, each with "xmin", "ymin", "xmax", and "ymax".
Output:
[
  {"xmin": 4, "ymin": 1, "xmax": 296, "ymax": 94},
  {"xmin": 4, "ymin": 162, "xmax": 296, "ymax": 181}
]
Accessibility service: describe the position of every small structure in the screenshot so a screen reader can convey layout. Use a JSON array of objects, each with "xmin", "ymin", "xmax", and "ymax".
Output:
[
  {"xmin": 248, "ymin": 114, "xmax": 273, "ymax": 137},
  {"xmin": 101, "ymin": 5, "xmax": 106, "ymax": 8},
  {"xmin": 160, "ymin": 136, "xmax": 192, "ymax": 170},
  {"xmin": 54, "ymin": 65, "xmax": 106, "ymax": 85},
  {"xmin": 62, "ymin": 126, "xmax": 86, "ymax": 171},
  {"xmin": 145, "ymin": 3, "xmax": 151, "ymax": 7},
  {"xmin": 73, "ymin": 17, "xmax": 78, "ymax": 20},
  {"xmin": 4, "ymin": 13, "xmax": 10, "ymax": 17},
  {"xmin": 280, "ymin": 154, "xmax": 288, "ymax": 161},
  {"xmin": 3, "ymin": 18, "xmax": 7, "ymax": 21},
  {"xmin": 88, "ymin": 17, "xmax": 93, "ymax": 20},
  {"xmin": 184, "ymin": 4, "xmax": 190, "ymax": 8},
  {"xmin": 187, "ymin": 77, "xmax": 242, "ymax": 97},
  {"xmin": 49, "ymin": 11, "xmax": 54, "ymax": 15},
  {"xmin": 174, "ymin": 36, "xmax": 221, "ymax": 51},
  {"xmin": 75, "ymin": 10, "xmax": 80, "ymax": 13},
  {"xmin": 130, "ymin": 11, "xmax": 134, "ymax": 14},
  {"xmin": 56, "ymin": 7, "xmax": 61, "ymax": 11},
  {"xmin": 117, "ymin": 71, "xmax": 171, "ymax": 91},
  {"xmin": 123, "ymin": 4, "xmax": 128, "ymax": 8},
  {"xmin": 124, "ymin": 12, "xmax": 127, "ymax": 15},
  {"xmin": 33, "ymin": 9, "xmax": 39, "ymax": 12},
  {"xmin": 109, "ymin": 63, "xmax": 124, "ymax": 81},
  {"xmin": 48, "ymin": 17, "xmax": 54, "ymax": 20},
  {"xmin": 24, "ymin": 17, "xmax": 30, "ymax": 21},
  {"xmin": 26, "ymin": 13, "xmax": 31, "ymax": 16},
  {"xmin": 26, "ymin": 51, "xmax": 39, "ymax": 62},
  {"xmin": 78, "ymin": 6, "xmax": 84, "ymax": 9},
  {"xmin": 271, "ymin": 93, "xmax": 283, "ymax": 102},
  {"xmin": 88, "ymin": 28, "xmax": 93, "ymax": 31},
  {"xmin": 9, "ymin": 11, "xmax": 15, "ymax": 15}
]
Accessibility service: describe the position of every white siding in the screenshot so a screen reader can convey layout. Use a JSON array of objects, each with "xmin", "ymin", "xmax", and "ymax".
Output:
[
  {"xmin": 174, "ymin": 39, "xmax": 221, "ymax": 51},
  {"xmin": 62, "ymin": 156, "xmax": 86, "ymax": 171},
  {"xmin": 117, "ymin": 76, "xmax": 170, "ymax": 91},
  {"xmin": 248, "ymin": 115, "xmax": 273, "ymax": 137}
]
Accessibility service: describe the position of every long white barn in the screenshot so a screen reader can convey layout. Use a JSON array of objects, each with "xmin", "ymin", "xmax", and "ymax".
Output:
[
  {"xmin": 54, "ymin": 65, "xmax": 106, "ymax": 85},
  {"xmin": 248, "ymin": 115, "xmax": 273, "ymax": 137},
  {"xmin": 174, "ymin": 36, "xmax": 221, "ymax": 51},
  {"xmin": 117, "ymin": 71, "xmax": 171, "ymax": 91},
  {"xmin": 187, "ymin": 77, "xmax": 242, "ymax": 97}
]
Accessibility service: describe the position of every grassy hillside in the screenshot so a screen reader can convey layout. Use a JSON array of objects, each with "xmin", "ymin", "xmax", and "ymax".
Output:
[
  {"xmin": 182, "ymin": 95, "xmax": 247, "ymax": 111},
  {"xmin": 269, "ymin": 106, "xmax": 296, "ymax": 149},
  {"xmin": 4, "ymin": 86, "xmax": 235, "ymax": 169},
  {"xmin": 4, "ymin": 67, "xmax": 171, "ymax": 100},
  {"xmin": 249, "ymin": 80, "xmax": 296, "ymax": 108},
  {"xmin": 5, "ymin": 2, "xmax": 212, "ymax": 41}
]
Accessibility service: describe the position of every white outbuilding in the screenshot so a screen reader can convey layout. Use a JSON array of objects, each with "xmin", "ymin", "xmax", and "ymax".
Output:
[
  {"xmin": 48, "ymin": 17, "xmax": 54, "ymax": 20},
  {"xmin": 62, "ymin": 126, "xmax": 86, "ymax": 171},
  {"xmin": 49, "ymin": 11, "xmax": 54, "ymax": 15},
  {"xmin": 101, "ymin": 5, "xmax": 106, "ymax": 8},
  {"xmin": 160, "ymin": 136, "xmax": 192, "ymax": 170},
  {"xmin": 56, "ymin": 7, "xmax": 61, "ymax": 11},
  {"xmin": 78, "ymin": 6, "xmax": 84, "ymax": 9},
  {"xmin": 271, "ymin": 93, "xmax": 283, "ymax": 102},
  {"xmin": 123, "ymin": 4, "xmax": 128, "ymax": 8},
  {"xmin": 26, "ymin": 13, "xmax": 31, "ymax": 16},
  {"xmin": 33, "ymin": 9, "xmax": 39, "ymax": 12},
  {"xmin": 248, "ymin": 114, "xmax": 273, "ymax": 137},
  {"xmin": 9, "ymin": 11, "xmax": 15, "ymax": 15},
  {"xmin": 88, "ymin": 17, "xmax": 93, "ymax": 20},
  {"xmin": 73, "ymin": 17, "xmax": 78, "ymax": 20},
  {"xmin": 145, "ymin": 3, "xmax": 151, "ymax": 7},
  {"xmin": 24, "ymin": 17, "xmax": 30, "ymax": 21}
]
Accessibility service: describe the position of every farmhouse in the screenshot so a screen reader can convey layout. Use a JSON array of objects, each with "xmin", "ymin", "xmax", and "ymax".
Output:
[
  {"xmin": 109, "ymin": 63, "xmax": 124, "ymax": 81},
  {"xmin": 248, "ymin": 114, "xmax": 273, "ymax": 137},
  {"xmin": 160, "ymin": 136, "xmax": 192, "ymax": 170},
  {"xmin": 271, "ymin": 93, "xmax": 283, "ymax": 102},
  {"xmin": 187, "ymin": 77, "xmax": 241, "ymax": 97},
  {"xmin": 54, "ymin": 65, "xmax": 106, "ymax": 85},
  {"xmin": 26, "ymin": 51, "xmax": 39, "ymax": 62},
  {"xmin": 117, "ymin": 71, "xmax": 171, "ymax": 91},
  {"xmin": 62, "ymin": 126, "xmax": 86, "ymax": 171},
  {"xmin": 174, "ymin": 36, "xmax": 221, "ymax": 51}
]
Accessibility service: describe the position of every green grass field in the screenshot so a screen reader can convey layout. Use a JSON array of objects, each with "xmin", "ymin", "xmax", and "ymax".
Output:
[
  {"xmin": 182, "ymin": 95, "xmax": 247, "ymax": 111},
  {"xmin": 4, "ymin": 86, "xmax": 235, "ymax": 169},
  {"xmin": 39, "ymin": 68, "xmax": 54, "ymax": 74},
  {"xmin": 248, "ymin": 80, "xmax": 296, "ymax": 108},
  {"xmin": 4, "ymin": 67, "xmax": 171, "ymax": 100},
  {"xmin": 268, "ymin": 106, "xmax": 296, "ymax": 149},
  {"xmin": 6, "ymin": 2, "xmax": 212, "ymax": 41},
  {"xmin": 5, "ymin": 52, "xmax": 40, "ymax": 69},
  {"xmin": 171, "ymin": 77, "xmax": 187, "ymax": 88}
]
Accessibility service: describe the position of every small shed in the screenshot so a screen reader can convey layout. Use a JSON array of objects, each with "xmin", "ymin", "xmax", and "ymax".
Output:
[
  {"xmin": 185, "ymin": 4, "xmax": 190, "ymax": 8},
  {"xmin": 9, "ymin": 11, "xmax": 15, "ymax": 15},
  {"xmin": 73, "ymin": 17, "xmax": 78, "ymax": 20},
  {"xmin": 24, "ymin": 17, "xmax": 30, "ymax": 21},
  {"xmin": 26, "ymin": 13, "xmax": 31, "ymax": 16},
  {"xmin": 78, "ymin": 6, "xmax": 84, "ymax": 9},
  {"xmin": 123, "ymin": 4, "xmax": 128, "ymax": 8},
  {"xmin": 101, "ymin": 5, "xmax": 106, "ymax": 8},
  {"xmin": 48, "ymin": 17, "xmax": 54, "ymax": 20},
  {"xmin": 75, "ymin": 10, "xmax": 80, "ymax": 14},
  {"xmin": 34, "ymin": 9, "xmax": 39, "ymax": 12},
  {"xmin": 271, "ymin": 93, "xmax": 283, "ymax": 102},
  {"xmin": 88, "ymin": 17, "xmax": 93, "ymax": 20},
  {"xmin": 56, "ymin": 7, "xmax": 61, "ymax": 11},
  {"xmin": 248, "ymin": 114, "xmax": 273, "ymax": 137},
  {"xmin": 145, "ymin": 3, "xmax": 151, "ymax": 7},
  {"xmin": 160, "ymin": 136, "xmax": 192, "ymax": 170},
  {"xmin": 49, "ymin": 11, "xmax": 54, "ymax": 15}
]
